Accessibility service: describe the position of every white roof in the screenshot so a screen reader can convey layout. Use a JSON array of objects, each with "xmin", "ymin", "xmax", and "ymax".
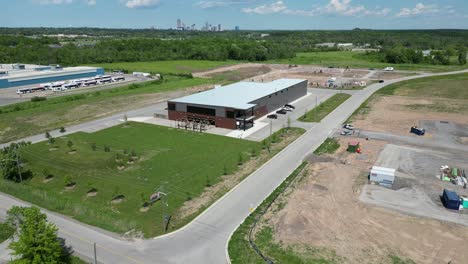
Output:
[
  {"xmin": 0, "ymin": 66, "xmax": 100, "ymax": 81},
  {"xmin": 371, "ymin": 166, "xmax": 396, "ymax": 174},
  {"xmin": 170, "ymin": 79, "xmax": 306, "ymax": 110}
]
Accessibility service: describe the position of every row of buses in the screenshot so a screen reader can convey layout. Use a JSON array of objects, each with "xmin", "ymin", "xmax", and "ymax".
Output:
[{"xmin": 16, "ymin": 75, "xmax": 126, "ymax": 94}]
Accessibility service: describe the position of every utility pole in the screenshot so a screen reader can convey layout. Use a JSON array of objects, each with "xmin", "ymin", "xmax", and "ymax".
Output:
[
  {"xmin": 93, "ymin": 243, "xmax": 97, "ymax": 264},
  {"xmin": 158, "ymin": 186, "xmax": 168, "ymax": 233},
  {"xmin": 269, "ymin": 120, "xmax": 272, "ymax": 137}
]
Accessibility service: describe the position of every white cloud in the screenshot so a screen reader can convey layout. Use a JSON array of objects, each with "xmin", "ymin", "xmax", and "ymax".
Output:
[
  {"xmin": 86, "ymin": 0, "xmax": 96, "ymax": 6},
  {"xmin": 242, "ymin": 1, "xmax": 287, "ymax": 15},
  {"xmin": 242, "ymin": 0, "xmax": 390, "ymax": 17},
  {"xmin": 125, "ymin": 0, "xmax": 160, "ymax": 9},
  {"xmin": 195, "ymin": 0, "xmax": 258, "ymax": 9},
  {"xmin": 34, "ymin": 0, "xmax": 73, "ymax": 4},
  {"xmin": 396, "ymin": 3, "xmax": 439, "ymax": 17}
]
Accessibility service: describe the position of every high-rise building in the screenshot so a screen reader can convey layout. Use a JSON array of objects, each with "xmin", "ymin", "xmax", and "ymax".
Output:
[
  {"xmin": 218, "ymin": 24, "xmax": 221, "ymax": 32},
  {"xmin": 177, "ymin": 19, "xmax": 182, "ymax": 29},
  {"xmin": 235, "ymin": 26, "xmax": 240, "ymax": 31}
]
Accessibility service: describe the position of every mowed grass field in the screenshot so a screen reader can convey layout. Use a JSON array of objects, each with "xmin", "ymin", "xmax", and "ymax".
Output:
[
  {"xmin": 376, "ymin": 72, "xmax": 468, "ymax": 98},
  {"xmin": 90, "ymin": 60, "xmax": 237, "ymax": 75},
  {"xmin": 269, "ymin": 51, "xmax": 468, "ymax": 72},
  {"xmin": 0, "ymin": 77, "xmax": 215, "ymax": 143},
  {"xmin": 0, "ymin": 122, "xmax": 258, "ymax": 237}
]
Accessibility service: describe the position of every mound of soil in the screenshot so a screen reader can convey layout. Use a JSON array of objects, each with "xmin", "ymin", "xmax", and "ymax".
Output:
[{"xmin": 111, "ymin": 195, "xmax": 125, "ymax": 204}]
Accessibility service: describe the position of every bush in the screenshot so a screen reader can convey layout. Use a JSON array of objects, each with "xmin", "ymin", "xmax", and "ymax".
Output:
[
  {"xmin": 59, "ymin": 127, "xmax": 66, "ymax": 133},
  {"xmin": 30, "ymin": 96, "xmax": 47, "ymax": 102}
]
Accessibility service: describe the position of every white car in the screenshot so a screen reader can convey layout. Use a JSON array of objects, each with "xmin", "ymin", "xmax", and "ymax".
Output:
[
  {"xmin": 340, "ymin": 130, "xmax": 352, "ymax": 136},
  {"xmin": 383, "ymin": 67, "xmax": 394, "ymax": 71},
  {"xmin": 343, "ymin": 124, "xmax": 354, "ymax": 130}
]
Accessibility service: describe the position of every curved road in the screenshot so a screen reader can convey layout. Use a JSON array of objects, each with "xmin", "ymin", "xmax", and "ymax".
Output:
[{"xmin": 1, "ymin": 69, "xmax": 467, "ymax": 264}]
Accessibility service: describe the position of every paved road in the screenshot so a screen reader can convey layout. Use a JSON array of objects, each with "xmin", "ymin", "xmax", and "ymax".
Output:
[{"xmin": 1, "ymin": 70, "xmax": 467, "ymax": 263}]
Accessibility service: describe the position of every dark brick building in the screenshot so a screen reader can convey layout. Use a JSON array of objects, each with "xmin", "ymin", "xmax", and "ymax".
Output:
[{"xmin": 168, "ymin": 79, "xmax": 307, "ymax": 130}]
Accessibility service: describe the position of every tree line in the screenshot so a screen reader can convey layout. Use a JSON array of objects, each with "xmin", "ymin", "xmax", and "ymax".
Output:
[{"xmin": 0, "ymin": 28, "xmax": 467, "ymax": 66}]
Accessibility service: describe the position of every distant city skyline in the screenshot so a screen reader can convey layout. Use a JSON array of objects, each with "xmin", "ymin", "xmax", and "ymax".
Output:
[{"xmin": 1, "ymin": 1, "xmax": 467, "ymax": 30}]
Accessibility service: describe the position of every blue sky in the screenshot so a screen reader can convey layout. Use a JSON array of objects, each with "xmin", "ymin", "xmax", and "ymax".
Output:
[{"xmin": 2, "ymin": 0, "xmax": 467, "ymax": 29}]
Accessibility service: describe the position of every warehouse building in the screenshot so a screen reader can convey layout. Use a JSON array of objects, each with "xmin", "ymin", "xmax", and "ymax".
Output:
[
  {"xmin": 0, "ymin": 64, "xmax": 104, "ymax": 89},
  {"xmin": 168, "ymin": 78, "xmax": 307, "ymax": 130}
]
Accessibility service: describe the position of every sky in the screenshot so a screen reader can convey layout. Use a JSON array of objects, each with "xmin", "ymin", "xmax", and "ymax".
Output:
[{"xmin": 1, "ymin": 0, "xmax": 467, "ymax": 30}]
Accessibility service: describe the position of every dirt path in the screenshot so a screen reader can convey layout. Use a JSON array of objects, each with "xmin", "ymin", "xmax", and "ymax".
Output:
[{"xmin": 266, "ymin": 140, "xmax": 468, "ymax": 264}]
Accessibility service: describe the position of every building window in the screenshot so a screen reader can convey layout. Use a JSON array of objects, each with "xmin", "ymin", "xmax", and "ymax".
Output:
[
  {"xmin": 187, "ymin": 105, "xmax": 216, "ymax": 116},
  {"xmin": 269, "ymin": 95, "xmax": 272, "ymax": 98},
  {"xmin": 275, "ymin": 92, "xmax": 278, "ymax": 96},
  {"xmin": 226, "ymin": 111, "xmax": 235, "ymax": 119},
  {"xmin": 168, "ymin": 103, "xmax": 176, "ymax": 111}
]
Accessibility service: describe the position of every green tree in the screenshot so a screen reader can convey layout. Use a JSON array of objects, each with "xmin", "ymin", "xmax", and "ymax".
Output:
[
  {"xmin": 7, "ymin": 206, "xmax": 71, "ymax": 264},
  {"xmin": 458, "ymin": 51, "xmax": 467, "ymax": 65},
  {"xmin": 59, "ymin": 127, "xmax": 66, "ymax": 133},
  {"xmin": 45, "ymin": 131, "xmax": 51, "ymax": 139}
]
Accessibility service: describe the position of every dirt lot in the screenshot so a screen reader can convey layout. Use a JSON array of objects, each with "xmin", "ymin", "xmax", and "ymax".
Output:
[
  {"xmin": 265, "ymin": 139, "xmax": 468, "ymax": 264},
  {"xmin": 352, "ymin": 95, "xmax": 468, "ymax": 136}
]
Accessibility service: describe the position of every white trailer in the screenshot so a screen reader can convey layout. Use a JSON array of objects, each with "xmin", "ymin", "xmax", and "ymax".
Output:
[{"xmin": 370, "ymin": 166, "xmax": 396, "ymax": 187}]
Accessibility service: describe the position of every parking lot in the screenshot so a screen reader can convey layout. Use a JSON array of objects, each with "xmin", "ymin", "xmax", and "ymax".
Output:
[
  {"xmin": 353, "ymin": 120, "xmax": 468, "ymax": 225},
  {"xmin": 0, "ymin": 74, "xmax": 145, "ymax": 106}
]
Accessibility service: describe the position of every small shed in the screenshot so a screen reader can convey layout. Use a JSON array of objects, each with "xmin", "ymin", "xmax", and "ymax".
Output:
[
  {"xmin": 370, "ymin": 166, "xmax": 395, "ymax": 187},
  {"xmin": 347, "ymin": 141, "xmax": 360, "ymax": 153}
]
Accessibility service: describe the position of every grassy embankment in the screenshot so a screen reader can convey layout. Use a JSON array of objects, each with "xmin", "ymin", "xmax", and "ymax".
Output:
[
  {"xmin": 314, "ymin": 138, "xmax": 340, "ymax": 155},
  {"xmin": 90, "ymin": 60, "xmax": 237, "ymax": 75},
  {"xmin": 269, "ymin": 51, "xmax": 468, "ymax": 73},
  {"xmin": 348, "ymin": 72, "xmax": 468, "ymax": 122},
  {"xmin": 298, "ymin": 93, "xmax": 351, "ymax": 122},
  {"xmin": 1, "ymin": 122, "xmax": 304, "ymax": 238}
]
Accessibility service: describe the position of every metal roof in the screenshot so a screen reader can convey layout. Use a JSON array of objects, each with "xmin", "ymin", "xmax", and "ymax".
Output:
[
  {"xmin": 0, "ymin": 66, "xmax": 101, "ymax": 81},
  {"xmin": 170, "ymin": 78, "xmax": 306, "ymax": 110}
]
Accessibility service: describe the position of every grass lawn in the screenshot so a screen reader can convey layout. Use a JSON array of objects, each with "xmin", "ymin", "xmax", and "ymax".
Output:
[
  {"xmin": 314, "ymin": 138, "xmax": 340, "ymax": 155},
  {"xmin": 1, "ymin": 122, "xmax": 258, "ymax": 237},
  {"xmin": 298, "ymin": 93, "xmax": 351, "ymax": 122},
  {"xmin": 268, "ymin": 51, "xmax": 468, "ymax": 73},
  {"xmin": 0, "ymin": 77, "xmax": 216, "ymax": 143},
  {"xmin": 90, "ymin": 60, "xmax": 237, "ymax": 75},
  {"xmin": 376, "ymin": 72, "xmax": 468, "ymax": 99},
  {"xmin": 0, "ymin": 222, "xmax": 14, "ymax": 243}
]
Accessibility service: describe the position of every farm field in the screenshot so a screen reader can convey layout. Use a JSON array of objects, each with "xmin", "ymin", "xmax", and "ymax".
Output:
[
  {"xmin": 0, "ymin": 77, "xmax": 216, "ymax": 143},
  {"xmin": 1, "ymin": 122, "xmax": 258, "ymax": 237},
  {"xmin": 269, "ymin": 51, "xmax": 468, "ymax": 72},
  {"xmin": 298, "ymin": 93, "xmax": 351, "ymax": 122},
  {"xmin": 90, "ymin": 60, "xmax": 238, "ymax": 75}
]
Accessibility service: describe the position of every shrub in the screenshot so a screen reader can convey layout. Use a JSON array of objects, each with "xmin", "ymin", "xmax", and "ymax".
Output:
[
  {"xmin": 59, "ymin": 127, "xmax": 66, "ymax": 133},
  {"xmin": 30, "ymin": 96, "xmax": 47, "ymax": 102}
]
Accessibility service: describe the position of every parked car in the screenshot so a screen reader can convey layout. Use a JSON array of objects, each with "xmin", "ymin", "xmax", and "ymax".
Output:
[
  {"xmin": 383, "ymin": 67, "xmax": 394, "ymax": 71},
  {"xmin": 343, "ymin": 124, "xmax": 354, "ymax": 130},
  {"xmin": 282, "ymin": 107, "xmax": 293, "ymax": 112},
  {"xmin": 284, "ymin": 104, "xmax": 295, "ymax": 109},
  {"xmin": 276, "ymin": 109, "xmax": 287, "ymax": 115},
  {"xmin": 340, "ymin": 130, "xmax": 352, "ymax": 136},
  {"xmin": 267, "ymin": 114, "xmax": 278, "ymax": 119},
  {"xmin": 410, "ymin": 126, "xmax": 425, "ymax": 136},
  {"xmin": 379, "ymin": 80, "xmax": 385, "ymax": 83}
]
